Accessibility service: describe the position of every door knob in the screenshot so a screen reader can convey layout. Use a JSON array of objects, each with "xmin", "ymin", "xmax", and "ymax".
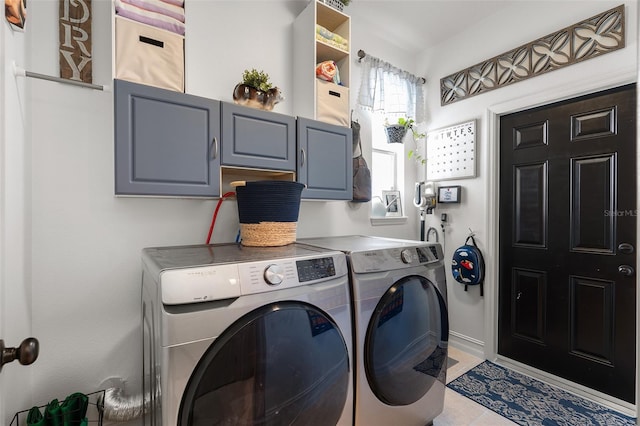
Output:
[
  {"xmin": 617, "ymin": 243, "xmax": 634, "ymax": 254},
  {"xmin": 617, "ymin": 265, "xmax": 635, "ymax": 277},
  {"xmin": 0, "ymin": 337, "xmax": 39, "ymax": 372}
]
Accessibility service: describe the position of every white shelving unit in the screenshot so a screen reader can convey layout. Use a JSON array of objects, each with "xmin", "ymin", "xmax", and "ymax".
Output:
[{"xmin": 293, "ymin": 0, "xmax": 351, "ymax": 127}]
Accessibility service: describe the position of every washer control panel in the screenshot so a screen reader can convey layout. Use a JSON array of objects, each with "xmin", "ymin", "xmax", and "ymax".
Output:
[
  {"xmin": 296, "ymin": 257, "xmax": 336, "ymax": 282},
  {"xmin": 400, "ymin": 249, "xmax": 414, "ymax": 264},
  {"xmin": 349, "ymin": 243, "xmax": 443, "ymax": 273},
  {"xmin": 159, "ymin": 252, "xmax": 347, "ymax": 304}
]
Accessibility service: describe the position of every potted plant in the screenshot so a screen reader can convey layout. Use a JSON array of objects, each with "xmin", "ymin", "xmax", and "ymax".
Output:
[
  {"xmin": 241, "ymin": 68, "xmax": 273, "ymax": 92},
  {"xmin": 384, "ymin": 117, "xmax": 424, "ymax": 143},
  {"xmin": 233, "ymin": 68, "xmax": 284, "ymax": 111},
  {"xmin": 384, "ymin": 117, "xmax": 427, "ymax": 164},
  {"xmin": 320, "ymin": 0, "xmax": 350, "ymax": 11}
]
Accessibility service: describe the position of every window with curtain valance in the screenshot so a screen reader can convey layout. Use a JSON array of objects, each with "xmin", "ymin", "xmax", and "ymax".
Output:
[{"xmin": 357, "ymin": 55, "xmax": 426, "ymax": 123}]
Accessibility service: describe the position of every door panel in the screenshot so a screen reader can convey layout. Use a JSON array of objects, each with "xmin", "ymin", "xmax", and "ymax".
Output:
[
  {"xmin": 114, "ymin": 79, "xmax": 221, "ymax": 197},
  {"xmin": 569, "ymin": 276, "xmax": 614, "ymax": 364},
  {"xmin": 570, "ymin": 155, "xmax": 615, "ymax": 253},
  {"xmin": 296, "ymin": 117, "xmax": 352, "ymax": 200},
  {"xmin": 511, "ymin": 268, "xmax": 546, "ymax": 344},
  {"xmin": 499, "ymin": 84, "xmax": 636, "ymax": 403},
  {"xmin": 513, "ymin": 162, "xmax": 547, "ymax": 246}
]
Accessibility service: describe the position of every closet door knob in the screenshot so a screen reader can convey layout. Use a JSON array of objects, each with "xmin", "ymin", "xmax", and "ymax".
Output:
[{"xmin": 0, "ymin": 337, "xmax": 39, "ymax": 372}]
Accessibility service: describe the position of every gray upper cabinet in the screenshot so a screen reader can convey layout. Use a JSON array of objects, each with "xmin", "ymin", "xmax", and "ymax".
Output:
[
  {"xmin": 297, "ymin": 117, "xmax": 352, "ymax": 200},
  {"xmin": 114, "ymin": 79, "xmax": 221, "ymax": 197},
  {"xmin": 114, "ymin": 80, "xmax": 352, "ymax": 200},
  {"xmin": 221, "ymin": 102, "xmax": 296, "ymax": 171}
]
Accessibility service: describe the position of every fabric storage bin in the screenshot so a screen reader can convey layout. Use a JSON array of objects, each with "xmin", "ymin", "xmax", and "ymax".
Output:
[
  {"xmin": 115, "ymin": 16, "xmax": 184, "ymax": 92},
  {"xmin": 316, "ymin": 80, "xmax": 349, "ymax": 127}
]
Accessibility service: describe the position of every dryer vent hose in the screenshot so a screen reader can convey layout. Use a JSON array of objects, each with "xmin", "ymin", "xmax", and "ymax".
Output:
[{"xmin": 99, "ymin": 387, "xmax": 146, "ymax": 422}]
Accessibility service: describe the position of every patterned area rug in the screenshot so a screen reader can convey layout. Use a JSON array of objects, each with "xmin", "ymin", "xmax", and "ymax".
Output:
[{"xmin": 447, "ymin": 361, "xmax": 636, "ymax": 426}]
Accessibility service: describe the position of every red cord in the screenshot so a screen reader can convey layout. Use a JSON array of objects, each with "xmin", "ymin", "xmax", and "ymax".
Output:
[{"xmin": 206, "ymin": 191, "xmax": 236, "ymax": 244}]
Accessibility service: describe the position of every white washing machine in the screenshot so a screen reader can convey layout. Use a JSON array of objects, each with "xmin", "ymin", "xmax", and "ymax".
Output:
[
  {"xmin": 300, "ymin": 235, "xmax": 449, "ymax": 426},
  {"xmin": 141, "ymin": 242, "xmax": 354, "ymax": 426}
]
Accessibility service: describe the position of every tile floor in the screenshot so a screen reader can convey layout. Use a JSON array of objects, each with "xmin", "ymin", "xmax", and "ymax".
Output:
[{"xmin": 433, "ymin": 346, "xmax": 518, "ymax": 426}]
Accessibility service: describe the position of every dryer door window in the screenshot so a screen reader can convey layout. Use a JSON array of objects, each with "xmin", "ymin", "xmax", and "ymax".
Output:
[
  {"xmin": 364, "ymin": 275, "xmax": 449, "ymax": 406},
  {"xmin": 178, "ymin": 301, "xmax": 350, "ymax": 426}
]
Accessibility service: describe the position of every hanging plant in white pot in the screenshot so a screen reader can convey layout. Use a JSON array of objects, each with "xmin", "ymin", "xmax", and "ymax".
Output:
[{"xmin": 384, "ymin": 117, "xmax": 424, "ymax": 144}]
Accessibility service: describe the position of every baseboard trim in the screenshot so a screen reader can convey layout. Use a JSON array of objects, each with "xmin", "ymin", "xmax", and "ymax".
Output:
[{"xmin": 449, "ymin": 331, "xmax": 484, "ymax": 359}]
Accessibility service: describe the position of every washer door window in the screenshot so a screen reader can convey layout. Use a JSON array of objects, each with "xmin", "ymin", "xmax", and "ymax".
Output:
[
  {"xmin": 179, "ymin": 302, "xmax": 350, "ymax": 426},
  {"xmin": 365, "ymin": 275, "xmax": 449, "ymax": 406}
]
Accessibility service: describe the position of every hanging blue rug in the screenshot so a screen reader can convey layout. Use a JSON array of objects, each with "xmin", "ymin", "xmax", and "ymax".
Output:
[{"xmin": 447, "ymin": 361, "xmax": 636, "ymax": 426}]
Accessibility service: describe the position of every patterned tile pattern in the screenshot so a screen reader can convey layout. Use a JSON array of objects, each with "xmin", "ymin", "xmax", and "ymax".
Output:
[{"xmin": 440, "ymin": 5, "xmax": 625, "ymax": 106}]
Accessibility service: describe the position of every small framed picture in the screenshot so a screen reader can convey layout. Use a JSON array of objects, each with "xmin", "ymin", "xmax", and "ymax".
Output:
[
  {"xmin": 437, "ymin": 185, "xmax": 461, "ymax": 203},
  {"xmin": 382, "ymin": 190, "xmax": 402, "ymax": 217}
]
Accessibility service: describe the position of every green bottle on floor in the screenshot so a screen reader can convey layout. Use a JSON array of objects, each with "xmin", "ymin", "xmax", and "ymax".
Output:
[
  {"xmin": 26, "ymin": 406, "xmax": 45, "ymax": 426},
  {"xmin": 60, "ymin": 393, "xmax": 89, "ymax": 426}
]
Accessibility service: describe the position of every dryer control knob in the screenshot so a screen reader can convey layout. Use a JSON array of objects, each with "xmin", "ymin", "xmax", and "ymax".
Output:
[
  {"xmin": 400, "ymin": 249, "xmax": 414, "ymax": 264},
  {"xmin": 264, "ymin": 264, "xmax": 284, "ymax": 285}
]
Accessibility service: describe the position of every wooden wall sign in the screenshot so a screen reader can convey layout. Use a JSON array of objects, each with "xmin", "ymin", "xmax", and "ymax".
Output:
[
  {"xmin": 59, "ymin": 0, "xmax": 92, "ymax": 84},
  {"xmin": 440, "ymin": 5, "xmax": 625, "ymax": 105}
]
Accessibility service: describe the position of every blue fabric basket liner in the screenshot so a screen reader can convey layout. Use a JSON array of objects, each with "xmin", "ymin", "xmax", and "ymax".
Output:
[{"xmin": 235, "ymin": 181, "xmax": 304, "ymax": 224}]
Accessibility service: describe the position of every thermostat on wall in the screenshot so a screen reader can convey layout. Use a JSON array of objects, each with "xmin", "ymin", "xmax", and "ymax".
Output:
[{"xmin": 437, "ymin": 185, "xmax": 461, "ymax": 203}]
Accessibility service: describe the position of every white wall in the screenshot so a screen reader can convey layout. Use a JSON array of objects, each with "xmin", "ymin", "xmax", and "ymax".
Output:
[
  {"xmin": 416, "ymin": 0, "xmax": 638, "ymax": 361},
  {"xmin": 2, "ymin": 0, "xmax": 421, "ymax": 423},
  {"xmin": 185, "ymin": 0, "xmax": 423, "ymax": 241}
]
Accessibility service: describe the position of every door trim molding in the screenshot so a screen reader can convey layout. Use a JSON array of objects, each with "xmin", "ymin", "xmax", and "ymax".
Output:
[{"xmin": 484, "ymin": 66, "xmax": 638, "ymax": 414}]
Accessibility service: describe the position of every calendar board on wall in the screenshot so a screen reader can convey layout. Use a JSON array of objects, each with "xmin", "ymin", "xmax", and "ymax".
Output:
[{"xmin": 426, "ymin": 120, "xmax": 476, "ymax": 181}]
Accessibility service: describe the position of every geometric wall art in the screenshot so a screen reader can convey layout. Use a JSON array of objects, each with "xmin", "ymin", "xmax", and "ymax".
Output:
[
  {"xmin": 426, "ymin": 120, "xmax": 476, "ymax": 181},
  {"xmin": 440, "ymin": 5, "xmax": 625, "ymax": 106}
]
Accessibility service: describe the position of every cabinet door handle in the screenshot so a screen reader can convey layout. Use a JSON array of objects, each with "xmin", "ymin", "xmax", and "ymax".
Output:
[
  {"xmin": 211, "ymin": 137, "xmax": 218, "ymax": 160},
  {"xmin": 300, "ymin": 148, "xmax": 306, "ymax": 167}
]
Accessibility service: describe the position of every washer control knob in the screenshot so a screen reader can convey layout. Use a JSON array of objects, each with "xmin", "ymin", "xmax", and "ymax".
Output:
[
  {"xmin": 400, "ymin": 249, "xmax": 414, "ymax": 264},
  {"xmin": 264, "ymin": 264, "xmax": 284, "ymax": 285}
]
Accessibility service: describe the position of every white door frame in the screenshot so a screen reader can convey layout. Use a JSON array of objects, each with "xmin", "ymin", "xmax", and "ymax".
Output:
[
  {"xmin": 483, "ymin": 68, "xmax": 639, "ymax": 417},
  {"xmin": 1, "ymin": 19, "xmax": 33, "ymax": 424},
  {"xmin": 1, "ymin": 16, "xmax": 6, "ymax": 424}
]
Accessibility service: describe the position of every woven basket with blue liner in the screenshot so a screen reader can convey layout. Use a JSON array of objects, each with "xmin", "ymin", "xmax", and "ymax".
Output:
[{"xmin": 233, "ymin": 180, "xmax": 304, "ymax": 247}]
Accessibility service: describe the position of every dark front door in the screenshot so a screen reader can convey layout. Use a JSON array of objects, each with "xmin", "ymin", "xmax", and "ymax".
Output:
[{"xmin": 498, "ymin": 84, "xmax": 636, "ymax": 403}]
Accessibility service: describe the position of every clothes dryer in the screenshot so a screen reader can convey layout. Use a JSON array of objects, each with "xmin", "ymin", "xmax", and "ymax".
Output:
[
  {"xmin": 300, "ymin": 235, "xmax": 449, "ymax": 426},
  {"xmin": 141, "ymin": 242, "xmax": 353, "ymax": 426}
]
